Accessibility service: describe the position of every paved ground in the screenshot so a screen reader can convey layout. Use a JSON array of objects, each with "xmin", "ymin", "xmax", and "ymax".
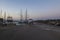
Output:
[{"xmin": 0, "ymin": 24, "xmax": 60, "ymax": 40}]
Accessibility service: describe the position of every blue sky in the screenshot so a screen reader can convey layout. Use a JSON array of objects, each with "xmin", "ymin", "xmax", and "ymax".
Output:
[{"xmin": 0, "ymin": 0, "xmax": 60, "ymax": 20}]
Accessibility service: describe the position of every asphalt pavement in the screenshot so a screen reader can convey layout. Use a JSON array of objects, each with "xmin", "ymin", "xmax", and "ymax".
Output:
[{"xmin": 0, "ymin": 24, "xmax": 60, "ymax": 40}]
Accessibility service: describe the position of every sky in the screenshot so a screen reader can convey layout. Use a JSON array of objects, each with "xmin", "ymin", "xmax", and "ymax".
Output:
[{"xmin": 0, "ymin": 0, "xmax": 60, "ymax": 20}]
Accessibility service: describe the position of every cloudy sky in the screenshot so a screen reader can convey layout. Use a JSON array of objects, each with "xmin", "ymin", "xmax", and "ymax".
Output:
[{"xmin": 0, "ymin": 0, "xmax": 60, "ymax": 20}]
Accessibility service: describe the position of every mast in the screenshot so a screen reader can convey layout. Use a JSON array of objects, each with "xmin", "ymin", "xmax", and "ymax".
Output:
[
  {"xmin": 20, "ymin": 9, "xmax": 23, "ymax": 22},
  {"xmin": 4, "ymin": 11, "xmax": 6, "ymax": 22},
  {"xmin": 25, "ymin": 8, "xmax": 27, "ymax": 21},
  {"xmin": 0, "ymin": 10, "xmax": 2, "ymax": 18}
]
